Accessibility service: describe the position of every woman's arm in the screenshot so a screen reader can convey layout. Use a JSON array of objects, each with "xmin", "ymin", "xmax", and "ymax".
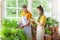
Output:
[
  {"xmin": 39, "ymin": 15, "xmax": 46, "ymax": 26},
  {"xmin": 31, "ymin": 19, "xmax": 40, "ymax": 25}
]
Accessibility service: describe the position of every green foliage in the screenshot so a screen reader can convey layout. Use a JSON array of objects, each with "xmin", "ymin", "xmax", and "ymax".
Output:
[
  {"xmin": 6, "ymin": 0, "xmax": 28, "ymax": 17},
  {"xmin": 2, "ymin": 19, "xmax": 18, "ymax": 28},
  {"xmin": 6, "ymin": 9, "xmax": 16, "ymax": 17},
  {"xmin": 31, "ymin": 21, "xmax": 37, "ymax": 27},
  {"xmin": 1, "ymin": 19, "xmax": 26, "ymax": 40},
  {"xmin": 6, "ymin": 0, "xmax": 16, "ymax": 7},
  {"xmin": 46, "ymin": 17, "xmax": 59, "ymax": 27},
  {"xmin": 45, "ymin": 28, "xmax": 52, "ymax": 35},
  {"xmin": 18, "ymin": 0, "xmax": 28, "ymax": 8},
  {"xmin": 32, "ymin": 0, "xmax": 50, "ymax": 17},
  {"xmin": 16, "ymin": 29, "xmax": 26, "ymax": 40},
  {"xmin": 6, "ymin": 0, "xmax": 50, "ymax": 17},
  {"xmin": 18, "ymin": 9, "xmax": 22, "ymax": 17},
  {"xmin": 1, "ymin": 28, "xmax": 26, "ymax": 40}
]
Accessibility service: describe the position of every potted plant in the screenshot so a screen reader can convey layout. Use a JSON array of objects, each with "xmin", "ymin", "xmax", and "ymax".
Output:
[
  {"xmin": 31, "ymin": 21, "xmax": 37, "ymax": 30},
  {"xmin": 45, "ymin": 28, "xmax": 52, "ymax": 35},
  {"xmin": 2, "ymin": 19, "xmax": 18, "ymax": 28},
  {"xmin": 0, "ymin": 28, "xmax": 26, "ymax": 40},
  {"xmin": 46, "ymin": 17, "xmax": 59, "ymax": 28},
  {"xmin": 45, "ymin": 28, "xmax": 52, "ymax": 40}
]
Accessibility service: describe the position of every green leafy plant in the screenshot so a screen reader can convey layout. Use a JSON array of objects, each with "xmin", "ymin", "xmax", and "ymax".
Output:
[
  {"xmin": 46, "ymin": 17, "xmax": 59, "ymax": 27},
  {"xmin": 0, "ymin": 28, "xmax": 26, "ymax": 40},
  {"xmin": 31, "ymin": 21, "xmax": 37, "ymax": 27},
  {"xmin": 45, "ymin": 28, "xmax": 52, "ymax": 35},
  {"xmin": 0, "ymin": 19, "xmax": 26, "ymax": 40},
  {"xmin": 2, "ymin": 19, "xmax": 18, "ymax": 28}
]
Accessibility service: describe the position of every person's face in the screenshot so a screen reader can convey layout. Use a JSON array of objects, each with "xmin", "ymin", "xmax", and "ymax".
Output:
[
  {"xmin": 37, "ymin": 9, "xmax": 41, "ymax": 14},
  {"xmin": 23, "ymin": 8, "xmax": 27, "ymax": 12}
]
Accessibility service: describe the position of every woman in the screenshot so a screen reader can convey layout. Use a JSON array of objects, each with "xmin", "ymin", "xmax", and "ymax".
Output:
[
  {"xmin": 32, "ymin": 5, "xmax": 46, "ymax": 40},
  {"xmin": 36, "ymin": 6, "xmax": 46, "ymax": 40},
  {"xmin": 20, "ymin": 5, "xmax": 32, "ymax": 40}
]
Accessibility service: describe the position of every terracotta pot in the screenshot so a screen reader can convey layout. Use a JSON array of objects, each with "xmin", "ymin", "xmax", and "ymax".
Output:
[{"xmin": 55, "ymin": 27, "xmax": 58, "ymax": 33}]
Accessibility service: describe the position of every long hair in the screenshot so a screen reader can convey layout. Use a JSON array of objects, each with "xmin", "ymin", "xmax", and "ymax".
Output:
[
  {"xmin": 37, "ymin": 5, "xmax": 44, "ymax": 22},
  {"xmin": 22, "ymin": 5, "xmax": 27, "ymax": 8},
  {"xmin": 37, "ymin": 5, "xmax": 44, "ymax": 16}
]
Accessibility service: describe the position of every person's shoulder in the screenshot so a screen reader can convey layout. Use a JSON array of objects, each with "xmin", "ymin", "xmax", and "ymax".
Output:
[
  {"xmin": 21, "ymin": 11, "xmax": 24, "ymax": 13},
  {"xmin": 41, "ymin": 15, "xmax": 46, "ymax": 19},
  {"xmin": 28, "ymin": 11, "xmax": 32, "ymax": 15},
  {"xmin": 21, "ymin": 11, "xmax": 25, "ymax": 16},
  {"xmin": 42, "ymin": 15, "xmax": 46, "ymax": 17},
  {"xmin": 28, "ymin": 11, "xmax": 31, "ymax": 13}
]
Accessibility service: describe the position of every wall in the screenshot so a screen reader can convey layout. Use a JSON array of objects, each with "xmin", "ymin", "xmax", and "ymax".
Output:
[
  {"xmin": 57, "ymin": 0, "xmax": 60, "ymax": 35},
  {"xmin": 0, "ymin": 0, "xmax": 2, "ymax": 29}
]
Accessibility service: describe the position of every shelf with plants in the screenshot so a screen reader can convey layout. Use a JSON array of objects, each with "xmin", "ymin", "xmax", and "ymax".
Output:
[
  {"xmin": 31, "ymin": 21, "xmax": 37, "ymax": 40},
  {"xmin": 31, "ymin": 17, "xmax": 59, "ymax": 36},
  {"xmin": 45, "ymin": 17, "xmax": 59, "ymax": 35},
  {"xmin": 0, "ymin": 19, "xmax": 26, "ymax": 40},
  {"xmin": 46, "ymin": 17, "xmax": 59, "ymax": 28}
]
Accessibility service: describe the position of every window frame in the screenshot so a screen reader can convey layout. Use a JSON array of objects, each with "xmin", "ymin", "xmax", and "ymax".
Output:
[
  {"xmin": 4, "ymin": 0, "xmax": 28, "ymax": 19},
  {"xmin": 4, "ymin": 0, "xmax": 53, "ymax": 19}
]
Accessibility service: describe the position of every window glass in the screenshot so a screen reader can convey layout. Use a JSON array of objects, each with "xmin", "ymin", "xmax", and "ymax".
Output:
[
  {"xmin": 6, "ymin": 0, "xmax": 16, "ymax": 7},
  {"xmin": 6, "ymin": 8, "xmax": 16, "ymax": 17}
]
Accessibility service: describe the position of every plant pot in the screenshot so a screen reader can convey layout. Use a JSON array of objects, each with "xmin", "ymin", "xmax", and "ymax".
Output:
[{"xmin": 44, "ymin": 34, "xmax": 51, "ymax": 40}]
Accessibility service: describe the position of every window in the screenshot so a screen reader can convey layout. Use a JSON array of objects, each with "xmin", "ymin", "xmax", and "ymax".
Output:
[
  {"xmin": 4, "ymin": 0, "xmax": 28, "ymax": 19},
  {"xmin": 32, "ymin": 0, "xmax": 52, "ymax": 17},
  {"xmin": 4, "ymin": 0, "xmax": 52, "ymax": 19}
]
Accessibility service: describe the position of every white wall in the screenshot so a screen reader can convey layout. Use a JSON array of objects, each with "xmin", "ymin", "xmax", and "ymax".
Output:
[
  {"xmin": 57, "ymin": 0, "xmax": 60, "ymax": 34},
  {"xmin": 52, "ymin": 0, "xmax": 58, "ymax": 19},
  {"xmin": 28, "ymin": 0, "xmax": 32, "ymax": 12},
  {"xmin": 50, "ymin": 0, "xmax": 60, "ymax": 34},
  {"xmin": 0, "ymin": 0, "xmax": 2, "ymax": 30}
]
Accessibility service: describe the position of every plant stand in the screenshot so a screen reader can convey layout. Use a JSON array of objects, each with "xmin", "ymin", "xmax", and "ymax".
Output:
[
  {"xmin": 44, "ymin": 35, "xmax": 51, "ymax": 40},
  {"xmin": 31, "ymin": 26, "xmax": 36, "ymax": 40}
]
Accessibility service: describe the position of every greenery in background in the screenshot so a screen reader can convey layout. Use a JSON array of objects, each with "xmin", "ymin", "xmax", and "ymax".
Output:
[
  {"xmin": 6, "ymin": 0, "xmax": 50, "ymax": 17},
  {"xmin": 31, "ymin": 21, "xmax": 37, "ymax": 27},
  {"xmin": 43, "ymin": 0, "xmax": 50, "ymax": 12},
  {"xmin": 1, "ymin": 28, "xmax": 26, "ymax": 40},
  {"xmin": 6, "ymin": 0, "xmax": 16, "ymax": 7},
  {"xmin": 46, "ymin": 17, "xmax": 59, "ymax": 27},
  {"xmin": 6, "ymin": 8, "xmax": 16, "ymax": 17},
  {"xmin": 32, "ymin": 9, "xmax": 38, "ymax": 17},
  {"xmin": 6, "ymin": 0, "xmax": 28, "ymax": 17},
  {"xmin": 0, "ymin": 19, "xmax": 26, "ymax": 40},
  {"xmin": 6, "ymin": 0, "xmax": 28, "ymax": 7},
  {"xmin": 18, "ymin": 0, "xmax": 28, "ymax": 8},
  {"xmin": 32, "ymin": 0, "xmax": 50, "ymax": 17},
  {"xmin": 2, "ymin": 19, "xmax": 18, "ymax": 28},
  {"xmin": 18, "ymin": 9, "xmax": 22, "ymax": 17}
]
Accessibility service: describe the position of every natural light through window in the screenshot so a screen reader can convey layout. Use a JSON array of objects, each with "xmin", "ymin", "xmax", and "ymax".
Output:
[{"xmin": 4, "ymin": 0, "xmax": 52, "ymax": 20}]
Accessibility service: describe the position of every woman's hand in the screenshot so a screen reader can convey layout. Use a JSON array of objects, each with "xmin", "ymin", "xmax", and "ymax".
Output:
[
  {"xmin": 31, "ymin": 19, "xmax": 35, "ymax": 22},
  {"xmin": 31, "ymin": 19, "xmax": 40, "ymax": 25},
  {"xmin": 19, "ymin": 26, "xmax": 24, "ymax": 28}
]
